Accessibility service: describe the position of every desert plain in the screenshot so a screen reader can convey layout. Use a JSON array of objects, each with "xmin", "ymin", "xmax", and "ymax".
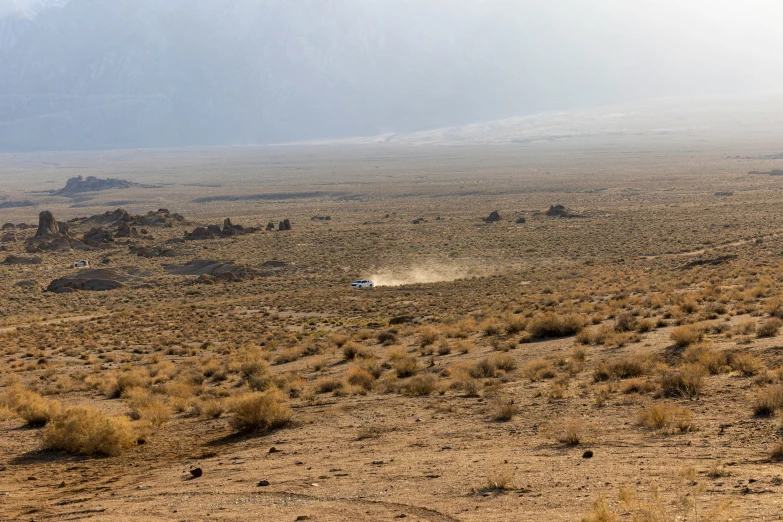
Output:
[{"xmin": 2, "ymin": 136, "xmax": 783, "ymax": 520}]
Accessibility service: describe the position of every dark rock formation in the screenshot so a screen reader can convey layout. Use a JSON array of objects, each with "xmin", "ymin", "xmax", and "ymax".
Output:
[
  {"xmin": 484, "ymin": 210, "xmax": 501, "ymax": 223},
  {"xmin": 266, "ymin": 222, "xmax": 275, "ymax": 231},
  {"xmin": 278, "ymin": 218, "xmax": 292, "ymax": 231},
  {"xmin": 184, "ymin": 227, "xmax": 215, "ymax": 241},
  {"xmin": 311, "ymin": 215, "xmax": 331, "ymax": 221},
  {"xmin": 1, "ymin": 232, "xmax": 17, "ymax": 242},
  {"xmin": 55, "ymin": 175, "xmax": 139, "ymax": 196},
  {"xmin": 1, "ymin": 223, "xmax": 15, "ymax": 230},
  {"xmin": 129, "ymin": 245, "xmax": 175, "ymax": 258},
  {"xmin": 83, "ymin": 227, "xmax": 114, "ymax": 244},
  {"xmin": 515, "ymin": 217, "xmax": 526, "ymax": 224},
  {"xmin": 546, "ymin": 205, "xmax": 582, "ymax": 218},
  {"xmin": 35, "ymin": 211, "xmax": 66, "ymax": 238},
  {"xmin": 2, "ymin": 255, "xmax": 42, "ymax": 265},
  {"xmin": 46, "ymin": 267, "xmax": 134, "ymax": 293}
]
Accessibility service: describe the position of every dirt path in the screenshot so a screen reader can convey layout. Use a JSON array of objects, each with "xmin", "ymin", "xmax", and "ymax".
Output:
[{"xmin": 639, "ymin": 232, "xmax": 780, "ymax": 260}]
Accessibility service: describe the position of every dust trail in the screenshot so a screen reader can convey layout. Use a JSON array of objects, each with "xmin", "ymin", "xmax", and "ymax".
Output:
[{"xmin": 367, "ymin": 264, "xmax": 473, "ymax": 287}]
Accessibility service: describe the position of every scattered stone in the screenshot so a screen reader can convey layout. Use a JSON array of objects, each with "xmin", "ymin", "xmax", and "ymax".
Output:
[
  {"xmin": 515, "ymin": 217, "xmax": 526, "ymax": 224},
  {"xmin": 0, "ymin": 232, "xmax": 16, "ymax": 243},
  {"xmin": 257, "ymin": 480, "xmax": 270, "ymax": 487},
  {"xmin": 582, "ymin": 450, "xmax": 593, "ymax": 459},
  {"xmin": 14, "ymin": 280, "xmax": 37, "ymax": 288},
  {"xmin": 268, "ymin": 447, "xmax": 280, "ymax": 453},
  {"xmin": 311, "ymin": 216, "xmax": 331, "ymax": 221},
  {"xmin": 190, "ymin": 468, "xmax": 203, "ymax": 478},
  {"xmin": 389, "ymin": 315, "xmax": 415, "ymax": 325},
  {"xmin": 484, "ymin": 210, "xmax": 501, "ymax": 223},
  {"xmin": 295, "ymin": 516, "xmax": 310, "ymax": 521},
  {"xmin": 57, "ymin": 481, "xmax": 65, "ymax": 488}
]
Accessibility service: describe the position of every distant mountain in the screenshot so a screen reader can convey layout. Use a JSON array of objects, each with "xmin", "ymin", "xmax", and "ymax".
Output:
[{"xmin": 0, "ymin": 0, "xmax": 550, "ymax": 151}]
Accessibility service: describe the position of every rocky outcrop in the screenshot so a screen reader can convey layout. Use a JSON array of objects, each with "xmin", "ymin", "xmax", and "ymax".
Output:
[
  {"xmin": 516, "ymin": 216, "xmax": 526, "ymax": 224},
  {"xmin": 278, "ymin": 219, "xmax": 292, "ymax": 231},
  {"xmin": 46, "ymin": 267, "xmax": 133, "ymax": 293},
  {"xmin": 2, "ymin": 255, "xmax": 42, "ymax": 265},
  {"xmin": 545, "ymin": 205, "xmax": 582, "ymax": 218},
  {"xmin": 184, "ymin": 227, "xmax": 215, "ymax": 241},
  {"xmin": 1, "ymin": 232, "xmax": 17, "ymax": 242},
  {"xmin": 35, "ymin": 211, "xmax": 67, "ymax": 238},
  {"xmin": 83, "ymin": 227, "xmax": 114, "ymax": 245},
  {"xmin": 1, "ymin": 223, "xmax": 15, "ymax": 230},
  {"xmin": 54, "ymin": 175, "xmax": 139, "ymax": 196}
]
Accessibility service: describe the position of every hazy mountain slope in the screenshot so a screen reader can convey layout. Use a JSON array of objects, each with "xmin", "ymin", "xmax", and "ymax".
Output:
[{"xmin": 0, "ymin": 0, "xmax": 543, "ymax": 151}]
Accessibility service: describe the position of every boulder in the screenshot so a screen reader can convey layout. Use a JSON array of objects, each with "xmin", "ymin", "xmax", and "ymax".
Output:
[
  {"xmin": 15, "ymin": 280, "xmax": 37, "ymax": 288},
  {"xmin": 484, "ymin": 211, "xmax": 501, "ymax": 223},
  {"xmin": 1, "ymin": 232, "xmax": 17, "ymax": 242},
  {"xmin": 516, "ymin": 217, "xmax": 526, "ymax": 224},
  {"xmin": 46, "ymin": 267, "xmax": 133, "ymax": 293},
  {"xmin": 1, "ymin": 223, "xmax": 15, "ymax": 230},
  {"xmin": 164, "ymin": 259, "xmax": 260, "ymax": 280},
  {"xmin": 115, "ymin": 222, "xmax": 132, "ymax": 238},
  {"xmin": 207, "ymin": 224, "xmax": 222, "ymax": 236},
  {"xmin": 35, "ymin": 211, "xmax": 65, "ymax": 238},
  {"xmin": 184, "ymin": 227, "xmax": 215, "ymax": 240},
  {"xmin": 278, "ymin": 218, "xmax": 292, "ymax": 231},
  {"xmin": 266, "ymin": 222, "xmax": 275, "ymax": 231}
]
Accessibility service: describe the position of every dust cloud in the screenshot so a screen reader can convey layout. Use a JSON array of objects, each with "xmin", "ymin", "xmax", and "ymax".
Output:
[{"xmin": 367, "ymin": 264, "xmax": 473, "ymax": 287}]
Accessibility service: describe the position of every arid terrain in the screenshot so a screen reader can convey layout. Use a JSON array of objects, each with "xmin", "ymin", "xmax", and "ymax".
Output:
[{"xmin": 3, "ymin": 139, "xmax": 783, "ymax": 521}]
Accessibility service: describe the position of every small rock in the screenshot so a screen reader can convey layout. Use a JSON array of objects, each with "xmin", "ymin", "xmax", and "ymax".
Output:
[
  {"xmin": 582, "ymin": 450, "xmax": 594, "ymax": 459},
  {"xmin": 57, "ymin": 481, "xmax": 65, "ymax": 488},
  {"xmin": 268, "ymin": 447, "xmax": 280, "ymax": 454},
  {"xmin": 28, "ymin": 476, "xmax": 37, "ymax": 481},
  {"xmin": 190, "ymin": 468, "xmax": 203, "ymax": 478},
  {"xmin": 295, "ymin": 517, "xmax": 310, "ymax": 521},
  {"xmin": 257, "ymin": 480, "xmax": 270, "ymax": 487},
  {"xmin": 441, "ymin": 446, "xmax": 452, "ymax": 450},
  {"xmin": 55, "ymin": 500, "xmax": 67, "ymax": 506}
]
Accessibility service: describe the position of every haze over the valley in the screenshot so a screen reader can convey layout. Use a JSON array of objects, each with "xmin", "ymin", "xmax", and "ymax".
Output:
[{"xmin": 1, "ymin": 0, "xmax": 782, "ymax": 152}]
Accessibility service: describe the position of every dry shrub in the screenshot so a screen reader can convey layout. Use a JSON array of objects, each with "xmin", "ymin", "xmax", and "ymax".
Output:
[
  {"xmin": 729, "ymin": 352, "xmax": 763, "ymax": 376},
  {"xmin": 357, "ymin": 425, "xmax": 384, "ymax": 440},
  {"xmin": 238, "ymin": 347, "xmax": 270, "ymax": 380},
  {"xmin": 753, "ymin": 385, "xmax": 783, "ymax": 417},
  {"xmin": 582, "ymin": 497, "xmax": 620, "ymax": 522},
  {"xmin": 125, "ymin": 389, "xmax": 171, "ymax": 426},
  {"xmin": 393, "ymin": 356, "xmax": 419, "ymax": 378},
  {"xmin": 527, "ymin": 312, "xmax": 587, "ymax": 339},
  {"xmin": 416, "ymin": 326, "xmax": 439, "ymax": 346},
  {"xmin": 757, "ymin": 318, "xmax": 783, "ymax": 338},
  {"xmin": 342, "ymin": 342, "xmax": 369, "ymax": 360},
  {"xmin": 614, "ymin": 312, "xmax": 637, "ymax": 333},
  {"xmin": 489, "ymin": 396, "xmax": 517, "ymax": 421},
  {"xmin": 480, "ymin": 318, "xmax": 505, "ymax": 336},
  {"xmin": 377, "ymin": 330, "xmax": 399, "ymax": 345},
  {"xmin": 229, "ymin": 389, "xmax": 292, "ymax": 432},
  {"xmin": 556, "ymin": 419, "xmax": 586, "ymax": 446},
  {"xmin": 521, "ymin": 359, "xmax": 556, "ymax": 381},
  {"xmin": 771, "ymin": 444, "xmax": 783, "ymax": 462},
  {"xmin": 346, "ymin": 366, "xmax": 375, "ymax": 389},
  {"xmin": 330, "ymin": 333, "xmax": 350, "ymax": 347},
  {"xmin": 43, "ymin": 407, "xmax": 137, "ymax": 456},
  {"xmin": 1, "ymin": 386, "xmax": 61, "ymax": 427},
  {"xmin": 315, "ymin": 377, "xmax": 343, "ymax": 394},
  {"xmin": 637, "ymin": 402, "xmax": 695, "ymax": 433},
  {"xmin": 684, "ymin": 345, "xmax": 728, "ymax": 375},
  {"xmin": 635, "ymin": 318, "xmax": 656, "ymax": 333},
  {"xmin": 483, "ymin": 468, "xmax": 514, "ymax": 491},
  {"xmin": 491, "ymin": 353, "xmax": 517, "ymax": 372},
  {"xmin": 659, "ymin": 364, "xmax": 706, "ymax": 398},
  {"xmin": 449, "ymin": 367, "xmax": 482, "ymax": 396},
  {"xmin": 503, "ymin": 313, "xmax": 527, "ymax": 335},
  {"xmin": 402, "ymin": 374, "xmax": 437, "ymax": 396},
  {"xmin": 194, "ymin": 398, "xmax": 224, "ymax": 419},
  {"xmin": 436, "ymin": 340, "xmax": 452, "ymax": 356},
  {"xmin": 620, "ymin": 378, "xmax": 656, "ymax": 394},
  {"xmin": 670, "ymin": 326, "xmax": 702, "ymax": 348},
  {"xmin": 273, "ymin": 347, "xmax": 304, "ymax": 365},
  {"xmin": 104, "ymin": 369, "xmax": 150, "ymax": 398}
]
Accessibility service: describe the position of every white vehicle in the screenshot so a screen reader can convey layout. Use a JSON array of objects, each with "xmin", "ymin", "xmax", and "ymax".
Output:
[
  {"xmin": 350, "ymin": 279, "xmax": 374, "ymax": 289},
  {"xmin": 73, "ymin": 260, "xmax": 90, "ymax": 268}
]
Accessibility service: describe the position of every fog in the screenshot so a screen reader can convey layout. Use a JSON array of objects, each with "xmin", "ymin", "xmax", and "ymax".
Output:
[{"xmin": 0, "ymin": 0, "xmax": 781, "ymax": 151}]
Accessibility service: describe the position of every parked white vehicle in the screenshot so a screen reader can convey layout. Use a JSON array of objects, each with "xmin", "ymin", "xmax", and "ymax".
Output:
[
  {"xmin": 350, "ymin": 279, "xmax": 374, "ymax": 289},
  {"xmin": 73, "ymin": 260, "xmax": 90, "ymax": 268}
]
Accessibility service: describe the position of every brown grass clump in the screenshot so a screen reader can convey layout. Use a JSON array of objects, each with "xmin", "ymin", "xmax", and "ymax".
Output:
[
  {"xmin": 620, "ymin": 379, "xmax": 656, "ymax": 394},
  {"xmin": 670, "ymin": 325, "xmax": 702, "ymax": 348},
  {"xmin": 758, "ymin": 318, "xmax": 783, "ymax": 338},
  {"xmin": 416, "ymin": 325, "xmax": 439, "ymax": 347},
  {"xmin": 125, "ymin": 389, "xmax": 172, "ymax": 426},
  {"xmin": 556, "ymin": 419, "xmax": 586, "ymax": 446},
  {"xmin": 637, "ymin": 402, "xmax": 695, "ymax": 434},
  {"xmin": 581, "ymin": 497, "xmax": 620, "ymax": 522},
  {"xmin": 342, "ymin": 342, "xmax": 369, "ymax": 360},
  {"xmin": 753, "ymin": 385, "xmax": 783, "ymax": 417},
  {"xmin": 402, "ymin": 374, "xmax": 437, "ymax": 396},
  {"xmin": 229, "ymin": 389, "xmax": 292, "ymax": 432},
  {"xmin": 521, "ymin": 359, "xmax": 556, "ymax": 381},
  {"xmin": 659, "ymin": 364, "xmax": 705, "ymax": 398},
  {"xmin": 729, "ymin": 352, "xmax": 763, "ymax": 376},
  {"xmin": 491, "ymin": 353, "xmax": 517, "ymax": 372},
  {"xmin": 393, "ymin": 356, "xmax": 419, "ymax": 378},
  {"xmin": 771, "ymin": 444, "xmax": 783, "ymax": 462},
  {"xmin": 489, "ymin": 396, "xmax": 517, "ymax": 421},
  {"xmin": 104, "ymin": 369, "xmax": 151, "ymax": 399},
  {"xmin": 346, "ymin": 366, "xmax": 375, "ymax": 389},
  {"xmin": 43, "ymin": 407, "xmax": 137, "ymax": 456},
  {"xmin": 315, "ymin": 377, "xmax": 343, "ymax": 394},
  {"xmin": 527, "ymin": 312, "xmax": 587, "ymax": 339},
  {"xmin": 1, "ymin": 386, "xmax": 61, "ymax": 427}
]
